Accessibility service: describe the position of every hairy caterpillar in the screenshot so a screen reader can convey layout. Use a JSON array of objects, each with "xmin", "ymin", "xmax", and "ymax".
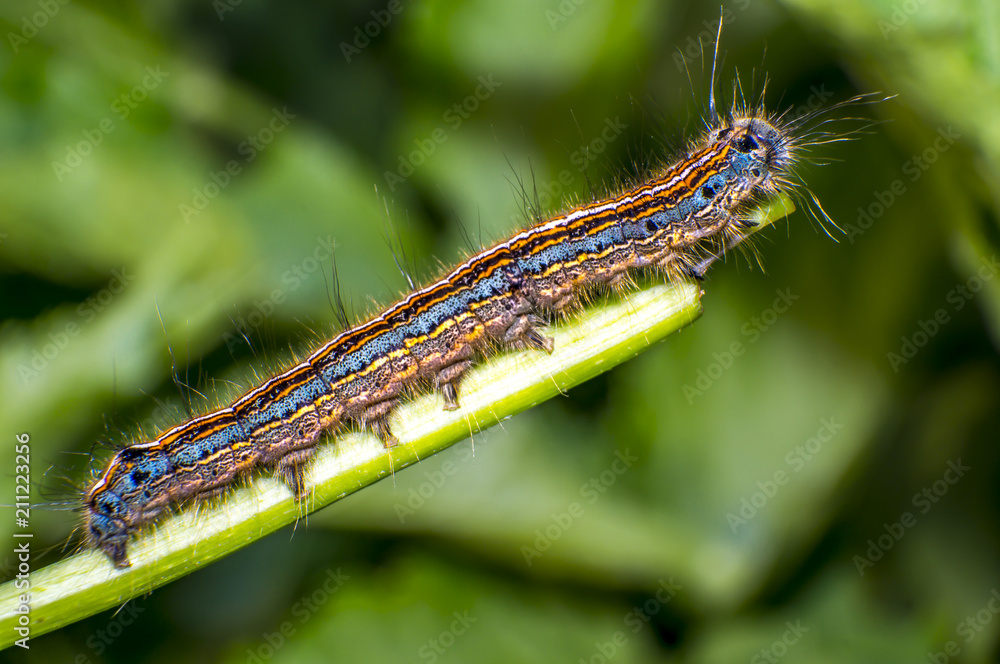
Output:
[{"xmin": 81, "ymin": 43, "xmax": 869, "ymax": 569}]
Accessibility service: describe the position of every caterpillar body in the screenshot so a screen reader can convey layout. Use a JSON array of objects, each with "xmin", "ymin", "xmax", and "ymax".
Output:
[{"xmin": 82, "ymin": 84, "xmax": 852, "ymax": 568}]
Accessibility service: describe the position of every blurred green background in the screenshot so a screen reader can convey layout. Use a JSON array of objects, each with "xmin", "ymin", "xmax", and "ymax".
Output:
[{"xmin": 1, "ymin": 0, "xmax": 999, "ymax": 661}]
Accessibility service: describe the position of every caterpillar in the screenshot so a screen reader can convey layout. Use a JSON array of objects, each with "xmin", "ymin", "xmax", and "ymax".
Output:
[{"xmin": 80, "ymin": 52, "xmax": 868, "ymax": 569}]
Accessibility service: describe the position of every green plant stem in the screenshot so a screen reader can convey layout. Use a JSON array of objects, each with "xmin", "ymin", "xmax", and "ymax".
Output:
[{"xmin": 0, "ymin": 196, "xmax": 794, "ymax": 647}]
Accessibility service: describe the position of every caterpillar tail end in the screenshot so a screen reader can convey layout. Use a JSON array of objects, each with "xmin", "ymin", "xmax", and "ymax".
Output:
[{"xmin": 99, "ymin": 537, "xmax": 132, "ymax": 569}]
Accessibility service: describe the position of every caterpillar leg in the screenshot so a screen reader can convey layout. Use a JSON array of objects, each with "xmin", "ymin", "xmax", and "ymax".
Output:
[
  {"xmin": 361, "ymin": 400, "xmax": 400, "ymax": 448},
  {"xmin": 371, "ymin": 416, "xmax": 398, "ymax": 448},
  {"xmin": 276, "ymin": 448, "xmax": 317, "ymax": 497},
  {"xmin": 505, "ymin": 314, "xmax": 554, "ymax": 353},
  {"xmin": 685, "ymin": 225, "xmax": 755, "ymax": 278},
  {"xmin": 436, "ymin": 359, "xmax": 474, "ymax": 411}
]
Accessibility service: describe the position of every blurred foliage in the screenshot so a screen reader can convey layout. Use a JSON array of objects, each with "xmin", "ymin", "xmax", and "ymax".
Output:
[{"xmin": 0, "ymin": 0, "xmax": 998, "ymax": 662}]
